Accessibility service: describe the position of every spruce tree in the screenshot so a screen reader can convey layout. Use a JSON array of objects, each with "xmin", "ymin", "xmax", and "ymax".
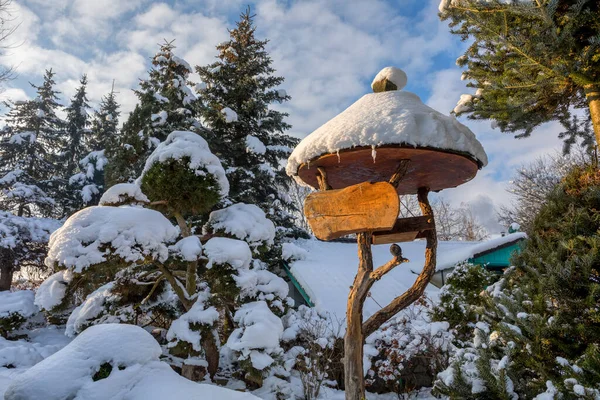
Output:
[
  {"xmin": 70, "ymin": 86, "xmax": 120, "ymax": 207},
  {"xmin": 196, "ymin": 9, "xmax": 303, "ymax": 239},
  {"xmin": 0, "ymin": 69, "xmax": 63, "ymax": 218},
  {"xmin": 105, "ymin": 41, "xmax": 198, "ymax": 186},
  {"xmin": 440, "ymin": 0, "xmax": 600, "ymax": 149},
  {"xmin": 59, "ymin": 75, "xmax": 91, "ymax": 215}
]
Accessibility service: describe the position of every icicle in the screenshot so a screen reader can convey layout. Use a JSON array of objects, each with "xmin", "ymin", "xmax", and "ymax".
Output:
[
  {"xmin": 307, "ymin": 160, "xmax": 310, "ymax": 170},
  {"xmin": 336, "ymin": 149, "xmax": 340, "ymax": 163},
  {"xmin": 371, "ymin": 145, "xmax": 377, "ymax": 163}
]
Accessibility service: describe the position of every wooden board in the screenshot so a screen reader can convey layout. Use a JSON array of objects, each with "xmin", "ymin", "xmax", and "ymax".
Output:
[
  {"xmin": 372, "ymin": 216, "xmax": 435, "ymax": 245},
  {"xmin": 304, "ymin": 182, "xmax": 399, "ymax": 241},
  {"xmin": 296, "ymin": 146, "xmax": 479, "ymax": 195}
]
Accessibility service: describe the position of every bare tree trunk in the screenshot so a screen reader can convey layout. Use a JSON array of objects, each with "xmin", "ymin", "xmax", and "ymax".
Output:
[
  {"xmin": 585, "ymin": 85, "xmax": 600, "ymax": 151},
  {"xmin": 344, "ymin": 232, "xmax": 373, "ymax": 400},
  {"xmin": 201, "ymin": 332, "xmax": 220, "ymax": 379},
  {"xmin": 0, "ymin": 264, "xmax": 13, "ymax": 291}
]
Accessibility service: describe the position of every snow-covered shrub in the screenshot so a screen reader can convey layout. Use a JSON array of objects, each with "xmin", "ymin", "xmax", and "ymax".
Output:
[
  {"xmin": 4, "ymin": 323, "xmax": 260, "ymax": 400},
  {"xmin": 281, "ymin": 306, "xmax": 342, "ymax": 400},
  {"xmin": 140, "ymin": 130, "xmax": 228, "ymax": 215},
  {"xmin": 0, "ymin": 290, "xmax": 38, "ymax": 337},
  {"xmin": 365, "ymin": 298, "xmax": 453, "ymax": 396}
]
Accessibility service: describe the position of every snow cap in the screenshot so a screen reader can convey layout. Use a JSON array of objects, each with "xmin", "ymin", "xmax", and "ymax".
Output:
[
  {"xmin": 371, "ymin": 67, "xmax": 407, "ymax": 92},
  {"xmin": 286, "ymin": 67, "xmax": 487, "ymax": 180}
]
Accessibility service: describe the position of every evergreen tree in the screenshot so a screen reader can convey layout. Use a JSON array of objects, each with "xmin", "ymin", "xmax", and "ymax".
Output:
[
  {"xmin": 196, "ymin": 9, "xmax": 304, "ymax": 239},
  {"xmin": 433, "ymin": 164, "xmax": 600, "ymax": 398},
  {"xmin": 0, "ymin": 69, "xmax": 63, "ymax": 218},
  {"xmin": 70, "ymin": 86, "xmax": 120, "ymax": 207},
  {"xmin": 440, "ymin": 0, "xmax": 600, "ymax": 150},
  {"xmin": 59, "ymin": 75, "xmax": 91, "ymax": 215},
  {"xmin": 105, "ymin": 41, "xmax": 198, "ymax": 186}
]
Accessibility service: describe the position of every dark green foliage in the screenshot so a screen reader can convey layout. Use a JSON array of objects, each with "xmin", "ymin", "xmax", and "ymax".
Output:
[
  {"xmin": 196, "ymin": 9, "xmax": 304, "ymax": 239},
  {"xmin": 441, "ymin": 0, "xmax": 600, "ymax": 149},
  {"xmin": 0, "ymin": 313, "xmax": 26, "ymax": 338},
  {"xmin": 434, "ymin": 164, "xmax": 600, "ymax": 398},
  {"xmin": 92, "ymin": 363, "xmax": 113, "ymax": 381},
  {"xmin": 140, "ymin": 157, "xmax": 221, "ymax": 216},
  {"xmin": 432, "ymin": 263, "xmax": 496, "ymax": 341}
]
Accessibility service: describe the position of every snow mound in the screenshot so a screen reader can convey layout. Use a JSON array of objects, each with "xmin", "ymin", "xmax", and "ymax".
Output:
[
  {"xmin": 169, "ymin": 236, "xmax": 202, "ymax": 262},
  {"xmin": 206, "ymin": 203, "xmax": 275, "ymax": 248},
  {"xmin": 222, "ymin": 107, "xmax": 238, "ymax": 123},
  {"xmin": 99, "ymin": 183, "xmax": 149, "ymax": 206},
  {"xmin": 245, "ymin": 135, "xmax": 266, "ymax": 154},
  {"xmin": 0, "ymin": 290, "xmax": 37, "ymax": 319},
  {"xmin": 141, "ymin": 130, "xmax": 229, "ymax": 198},
  {"xmin": 45, "ymin": 206, "xmax": 179, "ymax": 272},
  {"xmin": 371, "ymin": 67, "xmax": 407, "ymax": 91},
  {"xmin": 204, "ymin": 237, "xmax": 252, "ymax": 269},
  {"xmin": 34, "ymin": 270, "xmax": 73, "ymax": 311},
  {"xmin": 281, "ymin": 242, "xmax": 308, "ymax": 261},
  {"xmin": 4, "ymin": 324, "xmax": 259, "ymax": 400},
  {"xmin": 0, "ymin": 210, "xmax": 61, "ymax": 249},
  {"xmin": 235, "ymin": 269, "xmax": 290, "ymax": 301},
  {"xmin": 286, "ymin": 90, "xmax": 488, "ymax": 179}
]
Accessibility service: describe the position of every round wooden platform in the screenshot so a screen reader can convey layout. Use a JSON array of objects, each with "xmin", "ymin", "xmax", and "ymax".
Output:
[{"xmin": 296, "ymin": 146, "xmax": 479, "ymax": 194}]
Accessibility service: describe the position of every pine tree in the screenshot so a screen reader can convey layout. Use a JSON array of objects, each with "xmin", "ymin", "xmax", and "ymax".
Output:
[
  {"xmin": 440, "ymin": 0, "xmax": 600, "ymax": 150},
  {"xmin": 196, "ymin": 9, "xmax": 304, "ymax": 239},
  {"xmin": 0, "ymin": 69, "xmax": 63, "ymax": 218},
  {"xmin": 433, "ymin": 164, "xmax": 600, "ymax": 398},
  {"xmin": 70, "ymin": 86, "xmax": 120, "ymax": 207},
  {"xmin": 105, "ymin": 41, "xmax": 198, "ymax": 186}
]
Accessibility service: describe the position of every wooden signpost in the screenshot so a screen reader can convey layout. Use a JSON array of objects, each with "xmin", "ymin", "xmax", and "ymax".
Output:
[{"xmin": 304, "ymin": 181, "xmax": 399, "ymax": 241}]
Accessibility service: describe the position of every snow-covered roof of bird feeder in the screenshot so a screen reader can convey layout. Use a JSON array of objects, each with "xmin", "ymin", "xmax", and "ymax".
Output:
[{"xmin": 286, "ymin": 67, "xmax": 487, "ymax": 194}]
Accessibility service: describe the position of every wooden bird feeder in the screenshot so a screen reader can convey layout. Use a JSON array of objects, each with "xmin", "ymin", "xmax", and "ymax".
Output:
[{"xmin": 286, "ymin": 66, "xmax": 488, "ymax": 400}]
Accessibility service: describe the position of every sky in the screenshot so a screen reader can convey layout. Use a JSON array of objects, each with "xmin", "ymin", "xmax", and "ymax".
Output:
[{"xmin": 0, "ymin": 0, "xmax": 567, "ymax": 233}]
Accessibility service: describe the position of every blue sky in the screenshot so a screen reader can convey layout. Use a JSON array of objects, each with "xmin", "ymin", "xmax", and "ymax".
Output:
[{"xmin": 1, "ymin": 0, "xmax": 566, "ymax": 232}]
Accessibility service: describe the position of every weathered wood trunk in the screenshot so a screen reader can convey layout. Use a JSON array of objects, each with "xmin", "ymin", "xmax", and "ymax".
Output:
[
  {"xmin": 0, "ymin": 263, "xmax": 13, "ymax": 291},
  {"xmin": 202, "ymin": 333, "xmax": 220, "ymax": 379},
  {"xmin": 344, "ymin": 232, "xmax": 373, "ymax": 400},
  {"xmin": 585, "ymin": 85, "xmax": 600, "ymax": 151}
]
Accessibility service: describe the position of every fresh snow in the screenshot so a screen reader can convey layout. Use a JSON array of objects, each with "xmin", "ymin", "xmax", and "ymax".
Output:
[
  {"xmin": 245, "ymin": 135, "xmax": 267, "ymax": 154},
  {"xmin": 286, "ymin": 88, "xmax": 488, "ymax": 180},
  {"xmin": 166, "ymin": 292, "xmax": 219, "ymax": 352},
  {"xmin": 281, "ymin": 242, "xmax": 308, "ymax": 261},
  {"xmin": 226, "ymin": 301, "xmax": 283, "ymax": 370},
  {"xmin": 169, "ymin": 235, "xmax": 202, "ymax": 262},
  {"xmin": 222, "ymin": 107, "xmax": 238, "ymax": 123},
  {"xmin": 141, "ymin": 130, "xmax": 229, "ymax": 198},
  {"xmin": 3, "ymin": 324, "xmax": 260, "ymax": 400},
  {"xmin": 204, "ymin": 237, "xmax": 252, "ymax": 269},
  {"xmin": 45, "ymin": 206, "xmax": 179, "ymax": 272},
  {"xmin": 65, "ymin": 283, "xmax": 117, "ymax": 337},
  {"xmin": 0, "ymin": 290, "xmax": 37, "ymax": 319},
  {"xmin": 34, "ymin": 270, "xmax": 73, "ymax": 311},
  {"xmin": 371, "ymin": 67, "xmax": 407, "ymax": 91},
  {"xmin": 206, "ymin": 203, "xmax": 276, "ymax": 248},
  {"xmin": 98, "ymin": 183, "xmax": 149, "ymax": 206}
]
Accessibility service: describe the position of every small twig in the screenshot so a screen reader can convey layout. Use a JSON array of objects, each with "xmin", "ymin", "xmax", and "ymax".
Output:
[
  {"xmin": 389, "ymin": 160, "xmax": 410, "ymax": 189},
  {"xmin": 141, "ymin": 275, "xmax": 166, "ymax": 305},
  {"xmin": 316, "ymin": 167, "xmax": 332, "ymax": 191}
]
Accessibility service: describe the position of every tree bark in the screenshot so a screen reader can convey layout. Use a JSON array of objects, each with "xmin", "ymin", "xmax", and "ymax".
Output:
[
  {"xmin": 585, "ymin": 85, "xmax": 600, "ymax": 150},
  {"xmin": 344, "ymin": 232, "xmax": 373, "ymax": 400},
  {"xmin": 362, "ymin": 187, "xmax": 437, "ymax": 338},
  {"xmin": 173, "ymin": 212, "xmax": 198, "ymax": 296},
  {"xmin": 201, "ymin": 331, "xmax": 220, "ymax": 379},
  {"xmin": 0, "ymin": 264, "xmax": 13, "ymax": 291}
]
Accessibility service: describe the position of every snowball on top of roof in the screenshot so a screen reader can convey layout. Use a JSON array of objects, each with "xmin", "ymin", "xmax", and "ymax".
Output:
[
  {"xmin": 45, "ymin": 206, "xmax": 179, "ymax": 273},
  {"xmin": 286, "ymin": 67, "xmax": 487, "ymax": 178},
  {"xmin": 371, "ymin": 66, "xmax": 407, "ymax": 91},
  {"xmin": 141, "ymin": 130, "xmax": 229, "ymax": 198},
  {"xmin": 98, "ymin": 183, "xmax": 149, "ymax": 206}
]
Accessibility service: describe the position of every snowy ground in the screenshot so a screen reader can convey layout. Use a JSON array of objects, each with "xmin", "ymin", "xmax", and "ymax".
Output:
[{"xmin": 0, "ymin": 323, "xmax": 442, "ymax": 399}]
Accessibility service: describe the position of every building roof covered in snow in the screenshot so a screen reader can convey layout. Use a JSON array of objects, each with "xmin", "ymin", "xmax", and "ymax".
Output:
[{"xmin": 284, "ymin": 233, "xmax": 526, "ymax": 320}]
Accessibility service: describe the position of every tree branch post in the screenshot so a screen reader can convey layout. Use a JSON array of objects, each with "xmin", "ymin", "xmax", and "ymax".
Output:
[
  {"xmin": 173, "ymin": 211, "xmax": 198, "ymax": 296},
  {"xmin": 584, "ymin": 85, "xmax": 600, "ymax": 151}
]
